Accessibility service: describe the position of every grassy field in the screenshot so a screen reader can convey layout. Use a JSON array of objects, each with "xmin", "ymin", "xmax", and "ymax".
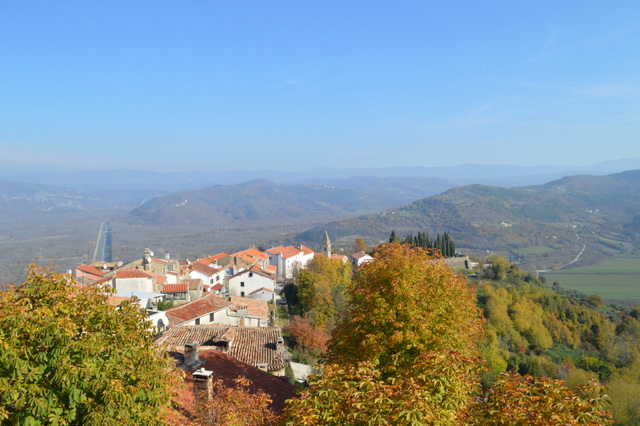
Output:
[
  {"xmin": 542, "ymin": 254, "xmax": 640, "ymax": 301},
  {"xmin": 514, "ymin": 246, "xmax": 555, "ymax": 255}
]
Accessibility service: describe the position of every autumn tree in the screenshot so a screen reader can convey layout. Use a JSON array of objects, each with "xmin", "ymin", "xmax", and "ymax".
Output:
[
  {"xmin": 286, "ymin": 243, "xmax": 485, "ymax": 424},
  {"xmin": 194, "ymin": 377, "xmax": 280, "ymax": 426},
  {"xmin": 327, "ymin": 242, "xmax": 484, "ymax": 371},
  {"xmin": 0, "ymin": 266, "xmax": 177, "ymax": 425},
  {"xmin": 353, "ymin": 237, "xmax": 367, "ymax": 253},
  {"xmin": 285, "ymin": 315, "xmax": 330, "ymax": 354},
  {"xmin": 470, "ymin": 373, "xmax": 612, "ymax": 425},
  {"xmin": 296, "ymin": 255, "xmax": 351, "ymax": 330}
]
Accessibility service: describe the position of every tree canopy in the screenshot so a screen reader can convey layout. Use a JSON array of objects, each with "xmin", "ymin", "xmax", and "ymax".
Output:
[
  {"xmin": 284, "ymin": 243, "xmax": 613, "ymax": 425},
  {"xmin": 286, "ymin": 243, "xmax": 485, "ymax": 424},
  {"xmin": 0, "ymin": 266, "xmax": 176, "ymax": 425}
]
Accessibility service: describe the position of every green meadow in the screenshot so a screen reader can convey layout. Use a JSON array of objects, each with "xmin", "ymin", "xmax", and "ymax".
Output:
[{"xmin": 542, "ymin": 254, "xmax": 640, "ymax": 302}]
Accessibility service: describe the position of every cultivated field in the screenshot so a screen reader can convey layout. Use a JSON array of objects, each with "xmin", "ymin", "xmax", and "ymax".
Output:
[{"xmin": 542, "ymin": 254, "xmax": 640, "ymax": 302}]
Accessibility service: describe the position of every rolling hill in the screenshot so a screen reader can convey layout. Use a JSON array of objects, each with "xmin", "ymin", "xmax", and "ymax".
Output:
[
  {"xmin": 297, "ymin": 170, "xmax": 640, "ymax": 270},
  {"xmin": 126, "ymin": 178, "xmax": 452, "ymax": 226}
]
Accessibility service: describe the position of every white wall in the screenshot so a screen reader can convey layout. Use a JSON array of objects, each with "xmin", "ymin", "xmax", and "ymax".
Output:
[
  {"xmin": 228, "ymin": 271, "xmax": 275, "ymax": 298},
  {"xmin": 114, "ymin": 277, "xmax": 154, "ymax": 293}
]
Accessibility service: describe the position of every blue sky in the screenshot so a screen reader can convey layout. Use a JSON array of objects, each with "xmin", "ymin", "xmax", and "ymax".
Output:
[{"xmin": 1, "ymin": 1, "xmax": 639, "ymax": 172}]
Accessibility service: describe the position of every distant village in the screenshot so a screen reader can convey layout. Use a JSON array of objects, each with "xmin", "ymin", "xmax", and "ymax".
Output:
[{"xmin": 73, "ymin": 232, "xmax": 378, "ymax": 415}]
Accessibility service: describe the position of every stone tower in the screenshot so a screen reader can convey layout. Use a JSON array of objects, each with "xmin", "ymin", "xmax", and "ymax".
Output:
[{"xmin": 323, "ymin": 231, "xmax": 332, "ymax": 258}]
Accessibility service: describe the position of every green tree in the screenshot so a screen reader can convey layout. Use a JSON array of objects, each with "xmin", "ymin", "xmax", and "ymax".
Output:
[{"xmin": 0, "ymin": 266, "xmax": 176, "ymax": 425}]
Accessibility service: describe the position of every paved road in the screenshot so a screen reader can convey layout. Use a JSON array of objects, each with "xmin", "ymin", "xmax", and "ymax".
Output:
[{"xmin": 537, "ymin": 244, "xmax": 586, "ymax": 273}]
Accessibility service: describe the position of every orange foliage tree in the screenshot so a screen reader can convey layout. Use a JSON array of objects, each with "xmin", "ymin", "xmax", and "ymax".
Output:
[
  {"xmin": 285, "ymin": 243, "xmax": 485, "ymax": 424},
  {"xmin": 285, "ymin": 315, "xmax": 330, "ymax": 353},
  {"xmin": 470, "ymin": 373, "xmax": 612, "ymax": 425},
  {"xmin": 194, "ymin": 377, "xmax": 280, "ymax": 426}
]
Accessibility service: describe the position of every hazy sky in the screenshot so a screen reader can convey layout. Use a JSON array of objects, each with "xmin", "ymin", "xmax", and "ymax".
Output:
[{"xmin": 1, "ymin": 1, "xmax": 639, "ymax": 172}]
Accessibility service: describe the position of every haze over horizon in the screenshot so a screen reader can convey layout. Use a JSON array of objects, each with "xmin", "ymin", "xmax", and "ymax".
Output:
[{"xmin": 2, "ymin": 1, "xmax": 639, "ymax": 173}]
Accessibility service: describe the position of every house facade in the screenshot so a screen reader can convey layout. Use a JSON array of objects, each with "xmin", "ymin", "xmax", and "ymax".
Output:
[{"xmin": 227, "ymin": 266, "xmax": 276, "ymax": 300}]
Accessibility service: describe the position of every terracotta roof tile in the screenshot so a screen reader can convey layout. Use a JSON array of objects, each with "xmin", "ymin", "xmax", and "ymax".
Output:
[
  {"xmin": 165, "ymin": 293, "xmax": 232, "ymax": 326},
  {"xmin": 351, "ymin": 251, "xmax": 371, "ymax": 259},
  {"xmin": 234, "ymin": 248, "xmax": 270, "ymax": 260},
  {"xmin": 267, "ymin": 245, "xmax": 306, "ymax": 259},
  {"xmin": 190, "ymin": 262, "xmax": 218, "ymax": 276},
  {"xmin": 76, "ymin": 264, "xmax": 105, "ymax": 276},
  {"xmin": 230, "ymin": 296, "xmax": 269, "ymax": 319},
  {"xmin": 195, "ymin": 253, "xmax": 229, "ymax": 266},
  {"xmin": 163, "ymin": 283, "xmax": 189, "ymax": 293},
  {"xmin": 115, "ymin": 269, "xmax": 153, "ymax": 279},
  {"xmin": 158, "ymin": 326, "xmax": 285, "ymax": 371},
  {"xmin": 169, "ymin": 349, "xmax": 297, "ymax": 415},
  {"xmin": 300, "ymin": 245, "xmax": 315, "ymax": 255}
]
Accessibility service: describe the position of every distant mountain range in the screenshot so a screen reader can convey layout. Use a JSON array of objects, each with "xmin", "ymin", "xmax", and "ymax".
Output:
[
  {"xmin": 2, "ymin": 161, "xmax": 640, "ymax": 284},
  {"xmin": 0, "ymin": 180, "xmax": 165, "ymax": 217},
  {"xmin": 297, "ymin": 170, "xmax": 640, "ymax": 271},
  {"xmin": 2, "ymin": 157, "xmax": 640, "ymax": 191}
]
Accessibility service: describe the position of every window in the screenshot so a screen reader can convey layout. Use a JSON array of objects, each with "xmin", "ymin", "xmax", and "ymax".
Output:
[
  {"xmin": 195, "ymin": 318, "xmax": 200, "ymax": 325},
  {"xmin": 209, "ymin": 313, "xmax": 214, "ymax": 322},
  {"xmin": 240, "ymin": 281, "xmax": 245, "ymax": 287},
  {"xmin": 240, "ymin": 291, "xmax": 245, "ymax": 297},
  {"xmin": 249, "ymin": 272, "xmax": 253, "ymax": 277}
]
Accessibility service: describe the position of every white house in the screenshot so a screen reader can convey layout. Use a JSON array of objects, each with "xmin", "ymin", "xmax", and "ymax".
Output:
[
  {"xmin": 165, "ymin": 293, "xmax": 270, "ymax": 328},
  {"xmin": 111, "ymin": 269, "xmax": 156, "ymax": 293},
  {"xmin": 228, "ymin": 266, "xmax": 276, "ymax": 301},
  {"xmin": 350, "ymin": 252, "xmax": 374, "ymax": 270},
  {"xmin": 267, "ymin": 245, "xmax": 315, "ymax": 282}
]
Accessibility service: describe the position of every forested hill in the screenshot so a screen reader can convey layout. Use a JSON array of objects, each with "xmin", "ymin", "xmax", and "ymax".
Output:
[
  {"xmin": 126, "ymin": 178, "xmax": 451, "ymax": 226},
  {"xmin": 297, "ymin": 170, "xmax": 640, "ymax": 269}
]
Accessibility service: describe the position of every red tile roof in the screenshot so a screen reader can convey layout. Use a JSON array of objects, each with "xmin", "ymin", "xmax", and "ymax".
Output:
[
  {"xmin": 267, "ymin": 245, "xmax": 303, "ymax": 259},
  {"xmin": 190, "ymin": 262, "xmax": 218, "ymax": 276},
  {"xmin": 232, "ymin": 253, "xmax": 257, "ymax": 264},
  {"xmin": 115, "ymin": 269, "xmax": 153, "ymax": 279},
  {"xmin": 76, "ymin": 264, "xmax": 105, "ymax": 276},
  {"xmin": 230, "ymin": 296, "xmax": 270, "ymax": 319},
  {"xmin": 165, "ymin": 293, "xmax": 232, "ymax": 326},
  {"xmin": 169, "ymin": 349, "xmax": 297, "ymax": 416},
  {"xmin": 163, "ymin": 283, "xmax": 189, "ymax": 293},
  {"xmin": 230, "ymin": 266, "xmax": 275, "ymax": 281},
  {"xmin": 351, "ymin": 251, "xmax": 371, "ymax": 259},
  {"xmin": 157, "ymin": 326, "xmax": 285, "ymax": 371},
  {"xmin": 195, "ymin": 253, "xmax": 229, "ymax": 266},
  {"xmin": 300, "ymin": 245, "xmax": 315, "ymax": 255},
  {"xmin": 234, "ymin": 248, "xmax": 269, "ymax": 260}
]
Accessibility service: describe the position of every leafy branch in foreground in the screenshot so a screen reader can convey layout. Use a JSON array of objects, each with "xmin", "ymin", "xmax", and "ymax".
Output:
[{"xmin": 0, "ymin": 265, "xmax": 177, "ymax": 425}]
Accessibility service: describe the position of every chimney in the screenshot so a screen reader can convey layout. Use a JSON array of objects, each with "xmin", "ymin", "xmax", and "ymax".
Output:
[
  {"xmin": 192, "ymin": 367, "xmax": 214, "ymax": 405},
  {"xmin": 276, "ymin": 336, "xmax": 284, "ymax": 352},
  {"xmin": 165, "ymin": 252, "xmax": 170, "ymax": 260},
  {"xmin": 237, "ymin": 305, "xmax": 248, "ymax": 317},
  {"xmin": 184, "ymin": 341, "xmax": 201, "ymax": 369}
]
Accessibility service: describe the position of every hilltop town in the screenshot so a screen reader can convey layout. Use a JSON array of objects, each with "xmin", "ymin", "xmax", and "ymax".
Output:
[{"xmin": 71, "ymin": 232, "xmax": 375, "ymax": 418}]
